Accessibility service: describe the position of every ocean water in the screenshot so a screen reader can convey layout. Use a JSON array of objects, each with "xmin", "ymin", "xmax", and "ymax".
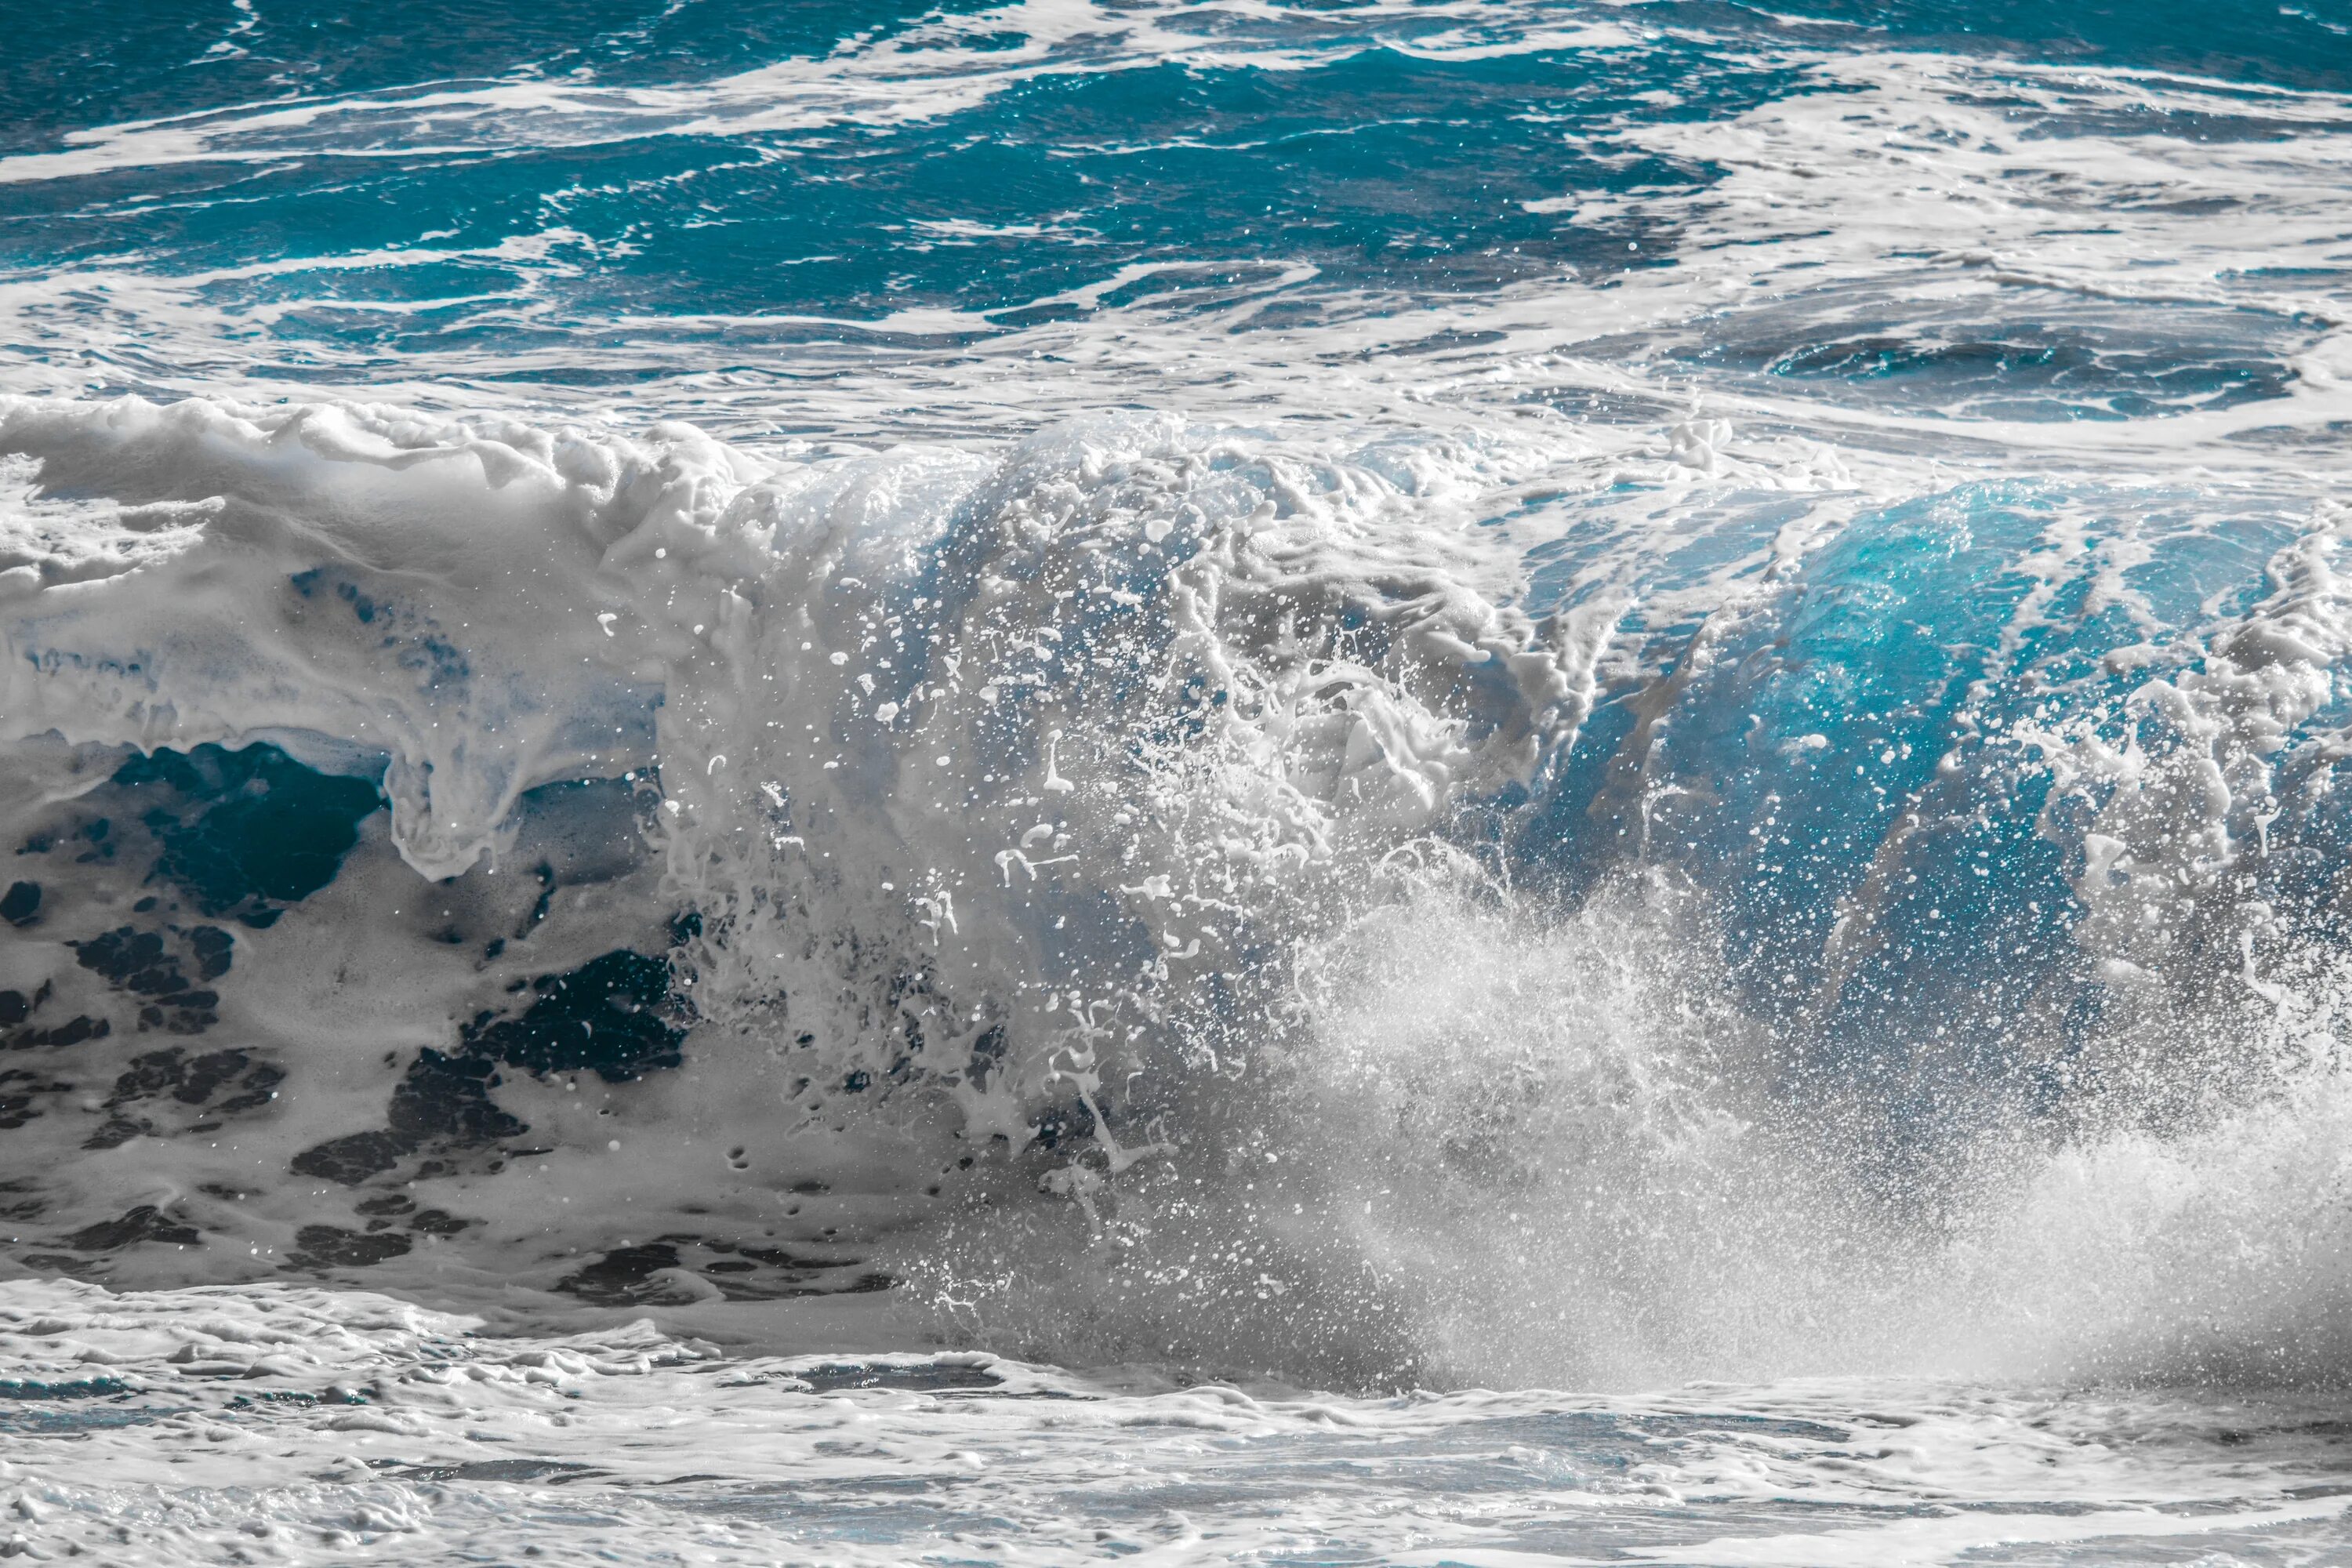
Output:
[{"xmin": 5, "ymin": 0, "xmax": 2352, "ymax": 1561}]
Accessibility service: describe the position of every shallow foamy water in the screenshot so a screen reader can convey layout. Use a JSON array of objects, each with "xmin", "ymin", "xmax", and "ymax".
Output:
[{"xmin": 3, "ymin": 1279, "xmax": 2350, "ymax": 1566}]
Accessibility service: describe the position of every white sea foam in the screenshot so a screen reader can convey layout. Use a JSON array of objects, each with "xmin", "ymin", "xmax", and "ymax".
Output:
[
  {"xmin": 5, "ymin": 28, "xmax": 2351, "ymax": 462},
  {"xmin": 0, "ymin": 1273, "xmax": 2348, "ymax": 1566}
]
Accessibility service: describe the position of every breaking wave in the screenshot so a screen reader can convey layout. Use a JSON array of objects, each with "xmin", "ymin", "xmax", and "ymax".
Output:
[{"xmin": 2, "ymin": 383, "xmax": 2351, "ymax": 1392}]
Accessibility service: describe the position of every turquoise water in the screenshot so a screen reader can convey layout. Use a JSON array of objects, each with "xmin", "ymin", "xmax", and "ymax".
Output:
[{"xmin": 5, "ymin": 1, "xmax": 2343, "ymax": 417}]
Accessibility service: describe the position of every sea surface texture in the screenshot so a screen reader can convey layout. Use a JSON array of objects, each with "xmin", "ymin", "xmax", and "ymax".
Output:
[{"xmin": 4, "ymin": 0, "xmax": 2352, "ymax": 1562}]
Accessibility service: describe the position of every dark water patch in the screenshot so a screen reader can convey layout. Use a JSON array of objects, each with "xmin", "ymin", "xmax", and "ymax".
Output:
[
  {"xmin": 705, "ymin": 1243, "xmax": 895, "ymax": 1301},
  {"xmin": 291, "ymin": 1048, "xmax": 526, "ymax": 1185},
  {"xmin": 1697, "ymin": 314, "xmax": 2301, "ymax": 419},
  {"xmin": 464, "ymin": 949, "xmax": 687, "ymax": 1083},
  {"xmin": 0, "ymin": 984, "xmax": 100, "ymax": 1064},
  {"xmin": 66, "ymin": 1205, "xmax": 199, "ymax": 1250},
  {"xmin": 287, "ymin": 1225, "xmax": 413, "ymax": 1269},
  {"xmin": 1381, "ymin": 328, "xmax": 1511, "ymax": 358},
  {"xmin": 71, "ymin": 924, "xmax": 232, "ymax": 1033},
  {"xmin": 66, "ymin": 817, "xmax": 114, "ymax": 866},
  {"xmin": 731, "ymin": 1243, "xmax": 846, "ymax": 1269},
  {"xmin": 133, "ymin": 996, "xmax": 216, "ymax": 1035},
  {"xmin": 392, "ymin": 1458, "xmax": 598, "ymax": 1483},
  {"xmin": 187, "ymin": 925, "xmax": 232, "ymax": 977},
  {"xmin": 791, "ymin": 1362, "xmax": 1002, "ymax": 1394},
  {"xmin": 557, "ymin": 1242, "xmax": 683, "ymax": 1305},
  {"xmin": 81, "ymin": 1116, "xmax": 147, "ymax": 1150},
  {"xmin": 2228, "ymin": 419, "xmax": 2352, "ymax": 449},
  {"xmin": 107, "ymin": 1046, "xmax": 250, "ymax": 1106},
  {"xmin": 392, "ymin": 1048, "xmax": 527, "ymax": 1144},
  {"xmin": 0, "ymin": 1067, "xmax": 70, "ymax": 1131},
  {"xmin": 504, "ymin": 776, "xmax": 659, "ymax": 895},
  {"xmin": 73, "ymin": 926, "xmax": 228, "ymax": 990},
  {"xmin": 95, "ymin": 1047, "xmax": 281, "ymax": 1130},
  {"xmin": 216, "ymin": 1063, "xmax": 283, "ymax": 1113},
  {"xmin": 0, "ymin": 1377, "xmax": 131, "ymax": 1400},
  {"xmin": 111, "ymin": 744, "xmax": 383, "ymax": 926},
  {"xmin": 292, "ymin": 947, "xmax": 686, "ymax": 1187},
  {"xmin": 0, "ymin": 1405, "xmax": 176, "ymax": 1436},
  {"xmin": 289, "ymin": 1130, "xmax": 405, "ymax": 1185},
  {"xmin": 555, "ymin": 1238, "xmax": 889, "ymax": 1305},
  {"xmin": 149, "ymin": 1047, "xmax": 240, "ymax": 1100},
  {"xmin": 1, "ymin": 881, "xmax": 38, "ymax": 926},
  {"xmin": 20, "ymin": 1017, "xmax": 106, "ymax": 1049}
]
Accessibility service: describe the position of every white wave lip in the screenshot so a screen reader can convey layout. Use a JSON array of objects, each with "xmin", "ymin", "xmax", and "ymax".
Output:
[{"xmin": 0, "ymin": 393, "xmax": 1578, "ymax": 859}]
